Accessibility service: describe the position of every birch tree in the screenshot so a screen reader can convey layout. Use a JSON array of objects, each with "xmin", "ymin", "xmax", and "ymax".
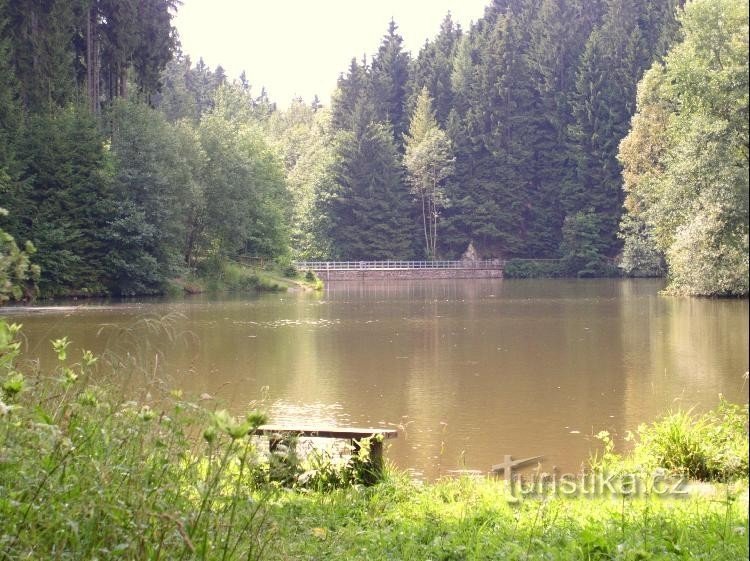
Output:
[{"xmin": 404, "ymin": 88, "xmax": 454, "ymax": 258}]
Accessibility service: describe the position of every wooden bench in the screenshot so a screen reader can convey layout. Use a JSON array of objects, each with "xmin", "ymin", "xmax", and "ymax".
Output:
[{"xmin": 256, "ymin": 425, "xmax": 398, "ymax": 470}]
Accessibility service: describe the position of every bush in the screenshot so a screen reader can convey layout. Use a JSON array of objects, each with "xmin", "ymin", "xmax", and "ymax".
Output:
[
  {"xmin": 221, "ymin": 261, "xmax": 260, "ymax": 291},
  {"xmin": 633, "ymin": 401, "xmax": 749, "ymax": 480},
  {"xmin": 503, "ymin": 259, "xmax": 564, "ymax": 279},
  {"xmin": 282, "ymin": 263, "xmax": 298, "ymax": 278},
  {"xmin": 0, "ymin": 212, "xmax": 40, "ymax": 303}
]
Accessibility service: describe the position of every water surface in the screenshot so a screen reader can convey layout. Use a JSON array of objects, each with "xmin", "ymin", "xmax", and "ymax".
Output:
[{"xmin": 4, "ymin": 279, "xmax": 748, "ymax": 478}]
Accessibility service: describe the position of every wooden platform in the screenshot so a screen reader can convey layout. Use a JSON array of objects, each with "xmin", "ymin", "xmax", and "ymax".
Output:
[
  {"xmin": 257, "ymin": 425, "xmax": 398, "ymax": 440},
  {"xmin": 256, "ymin": 425, "xmax": 398, "ymax": 469}
]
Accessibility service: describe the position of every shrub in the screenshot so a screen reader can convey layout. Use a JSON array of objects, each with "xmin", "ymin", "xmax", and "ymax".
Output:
[
  {"xmin": 0, "ymin": 212, "xmax": 40, "ymax": 303},
  {"xmin": 503, "ymin": 259, "xmax": 564, "ymax": 279},
  {"xmin": 633, "ymin": 401, "xmax": 749, "ymax": 480}
]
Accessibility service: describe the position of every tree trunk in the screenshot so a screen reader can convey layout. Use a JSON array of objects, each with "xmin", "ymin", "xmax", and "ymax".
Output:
[
  {"xmin": 119, "ymin": 65, "xmax": 128, "ymax": 98},
  {"xmin": 86, "ymin": 7, "xmax": 93, "ymax": 111},
  {"xmin": 87, "ymin": 5, "xmax": 100, "ymax": 114}
]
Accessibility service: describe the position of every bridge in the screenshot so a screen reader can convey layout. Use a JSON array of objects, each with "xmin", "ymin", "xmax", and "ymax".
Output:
[{"xmin": 293, "ymin": 260, "xmax": 505, "ymax": 281}]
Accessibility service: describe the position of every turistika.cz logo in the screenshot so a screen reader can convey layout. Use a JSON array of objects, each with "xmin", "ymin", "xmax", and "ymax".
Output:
[{"xmin": 492, "ymin": 456, "xmax": 688, "ymax": 499}]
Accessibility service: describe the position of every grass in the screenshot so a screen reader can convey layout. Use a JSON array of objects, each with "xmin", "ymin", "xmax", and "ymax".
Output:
[
  {"xmin": 269, "ymin": 474, "xmax": 748, "ymax": 560},
  {"xmin": 175, "ymin": 260, "xmax": 324, "ymax": 295},
  {"xmin": 589, "ymin": 402, "xmax": 749, "ymax": 482},
  {"xmin": 0, "ymin": 319, "xmax": 747, "ymax": 560}
]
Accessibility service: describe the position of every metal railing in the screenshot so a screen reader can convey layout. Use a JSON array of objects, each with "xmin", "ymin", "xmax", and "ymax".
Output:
[{"xmin": 293, "ymin": 260, "xmax": 505, "ymax": 271}]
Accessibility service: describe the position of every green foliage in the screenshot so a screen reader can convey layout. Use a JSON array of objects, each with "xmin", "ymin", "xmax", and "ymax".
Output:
[
  {"xmin": 106, "ymin": 99, "xmax": 197, "ymax": 294},
  {"xmin": 370, "ymin": 19, "xmax": 411, "ymax": 145},
  {"xmin": 404, "ymin": 88, "xmax": 454, "ymax": 258},
  {"xmin": 593, "ymin": 400, "xmax": 749, "ymax": 482},
  {"xmin": 6, "ymin": 105, "xmax": 114, "ymax": 295},
  {"xmin": 406, "ymin": 13, "xmax": 461, "ymax": 127},
  {"xmin": 618, "ymin": 0, "xmax": 749, "ymax": 295},
  {"xmin": 560, "ymin": 210, "xmax": 619, "ymax": 277},
  {"xmin": 0, "ymin": 0, "xmax": 711, "ymax": 292},
  {"xmin": 633, "ymin": 402, "xmax": 749, "ymax": 480},
  {"xmin": 269, "ymin": 474, "xmax": 747, "ymax": 560},
  {"xmin": 503, "ymin": 259, "xmax": 563, "ymax": 279},
  {"xmin": 0, "ymin": 0, "xmax": 283, "ymax": 299},
  {"xmin": 0, "ymin": 210, "xmax": 39, "ymax": 303},
  {"xmin": 199, "ymin": 261, "xmax": 275, "ymax": 293},
  {"xmin": 0, "ymin": 320, "xmax": 278, "ymax": 560},
  {"xmin": 618, "ymin": 214, "xmax": 667, "ymax": 277},
  {"xmin": 199, "ymin": 97, "xmax": 289, "ymax": 261},
  {"xmin": 265, "ymin": 102, "xmax": 336, "ymax": 260},
  {"xmin": 325, "ymin": 101, "xmax": 416, "ymax": 260}
]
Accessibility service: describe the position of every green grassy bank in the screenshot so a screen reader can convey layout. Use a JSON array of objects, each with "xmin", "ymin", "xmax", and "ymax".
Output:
[
  {"xmin": 170, "ymin": 261, "xmax": 324, "ymax": 296},
  {"xmin": 0, "ymin": 320, "xmax": 747, "ymax": 560}
]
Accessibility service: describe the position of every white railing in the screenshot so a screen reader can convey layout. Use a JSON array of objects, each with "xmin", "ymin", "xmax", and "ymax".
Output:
[{"xmin": 293, "ymin": 260, "xmax": 505, "ymax": 271}]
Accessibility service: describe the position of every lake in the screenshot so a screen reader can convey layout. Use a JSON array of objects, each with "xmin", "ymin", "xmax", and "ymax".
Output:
[{"xmin": 3, "ymin": 279, "xmax": 748, "ymax": 478}]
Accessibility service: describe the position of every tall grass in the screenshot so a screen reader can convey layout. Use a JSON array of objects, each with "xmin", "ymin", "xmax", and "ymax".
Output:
[
  {"xmin": 632, "ymin": 403, "xmax": 749, "ymax": 480},
  {"xmin": 1, "ymin": 319, "xmax": 278, "ymax": 560}
]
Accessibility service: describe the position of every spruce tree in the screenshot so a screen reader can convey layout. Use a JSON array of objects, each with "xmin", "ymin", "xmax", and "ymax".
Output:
[
  {"xmin": 525, "ymin": 0, "xmax": 601, "ymax": 256},
  {"xmin": 327, "ymin": 100, "xmax": 415, "ymax": 259},
  {"xmin": 0, "ymin": 0, "xmax": 20, "ymax": 196},
  {"xmin": 370, "ymin": 19, "xmax": 411, "ymax": 146},
  {"xmin": 9, "ymin": 106, "xmax": 114, "ymax": 294},
  {"xmin": 331, "ymin": 57, "xmax": 369, "ymax": 132},
  {"xmin": 408, "ymin": 13, "xmax": 462, "ymax": 127},
  {"xmin": 565, "ymin": 0, "xmax": 680, "ymax": 257},
  {"xmin": 3, "ymin": 0, "xmax": 77, "ymax": 111},
  {"xmin": 155, "ymin": 54, "xmax": 199, "ymax": 122}
]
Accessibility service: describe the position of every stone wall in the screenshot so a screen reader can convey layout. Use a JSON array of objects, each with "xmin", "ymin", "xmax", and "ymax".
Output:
[{"xmin": 314, "ymin": 268, "xmax": 503, "ymax": 281}]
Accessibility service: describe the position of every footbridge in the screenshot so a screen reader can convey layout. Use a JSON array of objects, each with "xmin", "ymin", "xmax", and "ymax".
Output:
[{"xmin": 293, "ymin": 260, "xmax": 505, "ymax": 281}]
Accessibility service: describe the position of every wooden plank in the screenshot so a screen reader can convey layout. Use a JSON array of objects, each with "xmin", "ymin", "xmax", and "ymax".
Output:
[{"xmin": 257, "ymin": 424, "xmax": 398, "ymax": 440}]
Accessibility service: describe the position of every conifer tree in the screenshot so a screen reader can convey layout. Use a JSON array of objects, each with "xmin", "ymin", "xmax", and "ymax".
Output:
[
  {"xmin": 408, "ymin": 13, "xmax": 462, "ymax": 126},
  {"xmin": 331, "ymin": 57, "xmax": 369, "ymax": 131},
  {"xmin": 155, "ymin": 54, "xmax": 199, "ymax": 122},
  {"xmin": 565, "ymin": 0, "xmax": 680, "ymax": 257},
  {"xmin": 3, "ymin": 0, "xmax": 77, "ymax": 111},
  {"xmin": 326, "ymin": 100, "xmax": 415, "ymax": 259},
  {"xmin": 525, "ymin": 0, "xmax": 601, "ymax": 255},
  {"xmin": 8, "ymin": 107, "xmax": 114, "ymax": 294},
  {"xmin": 370, "ymin": 20, "xmax": 411, "ymax": 145},
  {"xmin": 0, "ymin": 0, "xmax": 20, "ymax": 196}
]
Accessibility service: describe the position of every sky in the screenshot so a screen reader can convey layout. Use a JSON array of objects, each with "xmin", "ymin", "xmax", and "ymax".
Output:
[{"xmin": 172, "ymin": 0, "xmax": 490, "ymax": 108}]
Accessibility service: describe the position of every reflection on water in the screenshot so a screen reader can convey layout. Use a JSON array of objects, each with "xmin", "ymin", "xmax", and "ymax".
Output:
[{"xmin": 4, "ymin": 279, "xmax": 748, "ymax": 478}]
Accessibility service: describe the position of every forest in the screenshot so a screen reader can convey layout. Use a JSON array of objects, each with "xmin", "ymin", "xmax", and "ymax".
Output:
[{"xmin": 0, "ymin": 0, "xmax": 748, "ymax": 299}]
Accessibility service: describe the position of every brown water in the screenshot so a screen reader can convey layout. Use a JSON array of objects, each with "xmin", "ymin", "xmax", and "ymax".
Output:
[{"xmin": 3, "ymin": 279, "xmax": 748, "ymax": 478}]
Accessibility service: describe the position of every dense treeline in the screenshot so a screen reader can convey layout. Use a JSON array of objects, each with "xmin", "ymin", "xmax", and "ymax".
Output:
[
  {"xmin": 0, "ymin": 1, "xmax": 289, "ymax": 296},
  {"xmin": 321, "ymin": 0, "xmax": 682, "ymax": 269},
  {"xmin": 1, "ymin": 0, "xmax": 747, "ymax": 298}
]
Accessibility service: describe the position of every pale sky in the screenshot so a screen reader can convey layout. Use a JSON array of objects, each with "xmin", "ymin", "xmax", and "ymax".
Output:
[{"xmin": 172, "ymin": 0, "xmax": 489, "ymax": 108}]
